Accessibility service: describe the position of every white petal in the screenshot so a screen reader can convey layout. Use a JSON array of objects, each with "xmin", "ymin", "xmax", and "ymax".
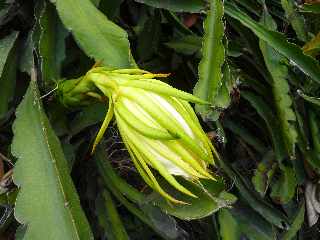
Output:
[
  {"xmin": 149, "ymin": 93, "xmax": 194, "ymax": 138},
  {"xmin": 146, "ymin": 144, "xmax": 191, "ymax": 178},
  {"xmin": 120, "ymin": 97, "xmax": 161, "ymax": 129}
]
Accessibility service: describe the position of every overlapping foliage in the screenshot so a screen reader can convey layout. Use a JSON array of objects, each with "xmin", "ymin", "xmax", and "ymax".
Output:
[{"xmin": 0, "ymin": 0, "xmax": 319, "ymax": 239}]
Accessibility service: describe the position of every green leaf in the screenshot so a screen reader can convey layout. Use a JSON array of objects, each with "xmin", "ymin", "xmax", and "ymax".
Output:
[
  {"xmin": 149, "ymin": 178, "xmax": 237, "ymax": 220},
  {"xmin": 233, "ymin": 0, "xmax": 261, "ymax": 16},
  {"xmin": 270, "ymin": 166, "xmax": 297, "ymax": 204},
  {"xmin": 94, "ymin": 193, "xmax": 117, "ymax": 240},
  {"xmin": 39, "ymin": 1, "xmax": 68, "ymax": 88},
  {"xmin": 227, "ymin": 18, "xmax": 265, "ymax": 71},
  {"xmin": 97, "ymin": 190, "xmax": 129, "ymax": 240},
  {"xmin": 165, "ymin": 35, "xmax": 202, "ymax": 55},
  {"xmin": 213, "ymin": 64, "xmax": 234, "ymax": 110},
  {"xmin": 134, "ymin": 0, "xmax": 206, "ymax": 13},
  {"xmin": 69, "ymin": 103, "xmax": 106, "ymax": 136},
  {"xmin": 11, "ymin": 78, "xmax": 93, "ymax": 239},
  {"xmin": 298, "ymin": 90, "xmax": 320, "ymax": 107},
  {"xmin": 309, "ymin": 110, "xmax": 320, "ymax": 155},
  {"xmin": 193, "ymin": 0, "xmax": 225, "ymax": 121},
  {"xmin": 303, "ymin": 32, "xmax": 320, "ymax": 57},
  {"xmin": 0, "ymin": 0, "xmax": 16, "ymax": 27},
  {"xmin": 218, "ymin": 209, "xmax": 242, "ymax": 240},
  {"xmin": 137, "ymin": 11, "xmax": 161, "ymax": 61},
  {"xmin": 302, "ymin": 110, "xmax": 320, "ymax": 172},
  {"xmin": 56, "ymin": 0, "xmax": 136, "ymax": 68},
  {"xmin": 230, "ymin": 203, "xmax": 276, "ymax": 240},
  {"xmin": 225, "ymin": 2, "xmax": 320, "ymax": 83},
  {"xmin": 218, "ymin": 156, "xmax": 289, "ymax": 228},
  {"xmin": 139, "ymin": 204, "xmax": 187, "ymax": 240},
  {"xmin": 282, "ymin": 202, "xmax": 305, "ymax": 240},
  {"xmin": 281, "ymin": 0, "xmax": 307, "ymax": 42},
  {"xmin": 98, "ymin": 0, "xmax": 124, "ymax": 20},
  {"xmin": 259, "ymin": 8, "xmax": 297, "ymax": 158},
  {"xmin": 19, "ymin": 32, "xmax": 35, "ymax": 75},
  {"xmin": 19, "ymin": 1, "xmax": 44, "ymax": 75},
  {"xmin": 224, "ymin": 119, "xmax": 267, "ymax": 154},
  {"xmin": 241, "ymin": 91, "xmax": 287, "ymax": 162},
  {"xmin": 299, "ymin": 3, "xmax": 320, "ymax": 14},
  {"xmin": 162, "ymin": 11, "xmax": 194, "ymax": 35},
  {"xmin": 0, "ymin": 31, "xmax": 18, "ymax": 116},
  {"xmin": 252, "ymin": 165, "xmax": 268, "ymax": 197},
  {"xmin": 252, "ymin": 151, "xmax": 277, "ymax": 196}
]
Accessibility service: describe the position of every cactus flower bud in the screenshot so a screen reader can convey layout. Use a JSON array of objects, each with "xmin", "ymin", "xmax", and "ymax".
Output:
[{"xmin": 58, "ymin": 67, "xmax": 219, "ymax": 203}]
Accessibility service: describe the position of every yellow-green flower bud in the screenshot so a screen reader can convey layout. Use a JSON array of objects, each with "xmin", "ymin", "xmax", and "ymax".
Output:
[
  {"xmin": 86, "ymin": 68, "xmax": 218, "ymax": 204},
  {"xmin": 57, "ymin": 67, "xmax": 219, "ymax": 203},
  {"xmin": 57, "ymin": 76, "xmax": 99, "ymax": 107}
]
